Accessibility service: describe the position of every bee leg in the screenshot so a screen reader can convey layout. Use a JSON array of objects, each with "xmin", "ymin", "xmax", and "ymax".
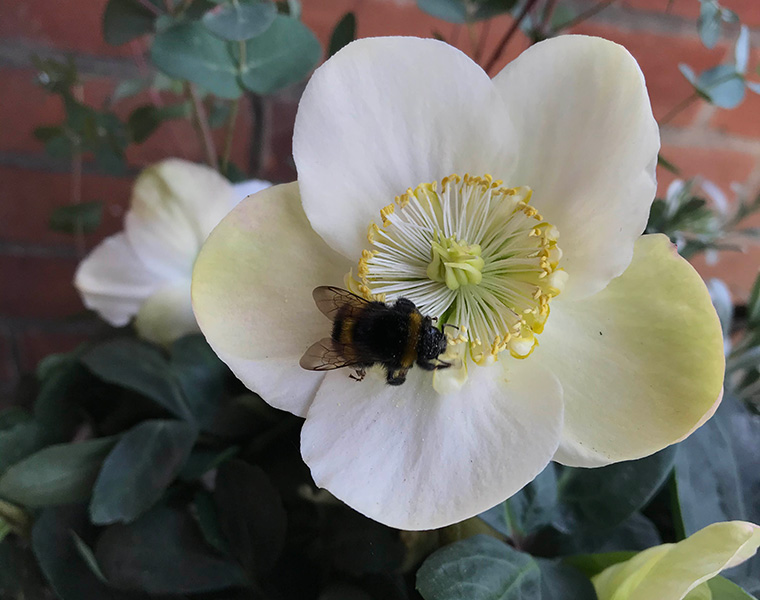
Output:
[
  {"xmin": 386, "ymin": 367, "xmax": 408, "ymax": 386},
  {"xmin": 350, "ymin": 368, "xmax": 367, "ymax": 382}
]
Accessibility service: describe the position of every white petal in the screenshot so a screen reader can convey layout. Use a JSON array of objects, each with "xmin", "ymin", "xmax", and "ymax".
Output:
[
  {"xmin": 126, "ymin": 159, "xmax": 238, "ymax": 279},
  {"xmin": 232, "ymin": 179, "xmax": 271, "ymax": 203},
  {"xmin": 192, "ymin": 183, "xmax": 349, "ymax": 417},
  {"xmin": 134, "ymin": 280, "xmax": 199, "ymax": 346},
  {"xmin": 294, "ymin": 36, "xmax": 515, "ymax": 260},
  {"xmin": 493, "ymin": 35, "xmax": 660, "ymax": 299},
  {"xmin": 301, "ymin": 360, "xmax": 563, "ymax": 530},
  {"xmin": 537, "ymin": 235, "xmax": 724, "ymax": 467},
  {"xmin": 74, "ymin": 233, "xmax": 165, "ymax": 326}
]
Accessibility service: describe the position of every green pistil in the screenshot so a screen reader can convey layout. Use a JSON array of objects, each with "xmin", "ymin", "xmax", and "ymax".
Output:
[{"xmin": 427, "ymin": 233, "xmax": 485, "ymax": 291}]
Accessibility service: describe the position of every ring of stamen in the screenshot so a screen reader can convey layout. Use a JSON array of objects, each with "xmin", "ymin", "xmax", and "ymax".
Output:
[{"xmin": 352, "ymin": 174, "xmax": 567, "ymax": 365}]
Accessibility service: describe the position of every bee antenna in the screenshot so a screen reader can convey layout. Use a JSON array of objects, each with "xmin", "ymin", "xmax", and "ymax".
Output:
[
  {"xmin": 431, "ymin": 316, "xmax": 439, "ymax": 323},
  {"xmin": 443, "ymin": 323, "xmax": 460, "ymax": 332}
]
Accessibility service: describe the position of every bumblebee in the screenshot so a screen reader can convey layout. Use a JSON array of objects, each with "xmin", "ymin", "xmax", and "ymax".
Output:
[{"xmin": 300, "ymin": 286, "xmax": 451, "ymax": 385}]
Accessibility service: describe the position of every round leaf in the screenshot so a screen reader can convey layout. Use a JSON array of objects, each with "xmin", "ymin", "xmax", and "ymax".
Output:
[
  {"xmin": 239, "ymin": 15, "xmax": 321, "ymax": 95},
  {"xmin": 90, "ymin": 420, "xmax": 197, "ymax": 524},
  {"xmin": 202, "ymin": 0, "xmax": 277, "ymax": 41}
]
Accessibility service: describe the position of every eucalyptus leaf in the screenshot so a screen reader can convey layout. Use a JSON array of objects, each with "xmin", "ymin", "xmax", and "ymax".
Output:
[
  {"xmin": 202, "ymin": 0, "xmax": 277, "ymax": 41},
  {"xmin": 554, "ymin": 446, "xmax": 677, "ymax": 533},
  {"xmin": 698, "ymin": 64, "xmax": 745, "ymax": 109},
  {"xmin": 416, "ymin": 535, "xmax": 541, "ymax": 600},
  {"xmin": 112, "ymin": 78, "xmax": 148, "ymax": 103},
  {"xmin": 103, "ymin": 0, "xmax": 160, "ymax": 46},
  {"xmin": 0, "ymin": 421, "xmax": 50, "ymax": 476},
  {"xmin": 328, "ymin": 12, "xmax": 356, "ymax": 57},
  {"xmin": 679, "ymin": 63, "xmax": 698, "ymax": 86},
  {"xmin": 95, "ymin": 505, "xmax": 248, "ymax": 594},
  {"xmin": 90, "ymin": 420, "xmax": 197, "ymax": 524},
  {"xmin": 151, "ymin": 21, "xmax": 242, "ymax": 99},
  {"xmin": 416, "ymin": 0, "xmax": 517, "ymax": 23},
  {"xmin": 735, "ymin": 25, "xmax": 750, "ymax": 75},
  {"xmin": 554, "ymin": 512, "xmax": 662, "ymax": 555},
  {"xmin": 239, "ymin": 15, "xmax": 321, "ymax": 94},
  {"xmin": 81, "ymin": 339, "xmax": 195, "ymax": 423},
  {"xmin": 193, "ymin": 490, "xmax": 229, "ymax": 554},
  {"xmin": 563, "ymin": 551, "xmax": 636, "ymax": 580},
  {"xmin": 49, "ymin": 201, "xmax": 103, "ymax": 235},
  {"xmin": 0, "ymin": 437, "xmax": 117, "ymax": 507},
  {"xmin": 127, "ymin": 103, "xmax": 190, "ymax": 144},
  {"xmin": 697, "ymin": 1, "xmax": 721, "ymax": 48}
]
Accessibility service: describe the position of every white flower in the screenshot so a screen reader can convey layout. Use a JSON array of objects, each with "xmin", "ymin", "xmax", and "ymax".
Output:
[
  {"xmin": 192, "ymin": 36, "xmax": 725, "ymax": 530},
  {"xmin": 593, "ymin": 521, "xmax": 760, "ymax": 600},
  {"xmin": 75, "ymin": 159, "xmax": 269, "ymax": 345}
]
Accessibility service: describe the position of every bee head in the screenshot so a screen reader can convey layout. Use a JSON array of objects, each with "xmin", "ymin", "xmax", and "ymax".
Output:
[{"xmin": 418, "ymin": 318, "xmax": 448, "ymax": 361}]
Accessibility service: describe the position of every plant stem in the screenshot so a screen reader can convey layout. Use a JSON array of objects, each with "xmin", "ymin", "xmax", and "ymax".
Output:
[
  {"xmin": 186, "ymin": 83, "xmax": 218, "ymax": 168},
  {"xmin": 552, "ymin": 0, "xmax": 618, "ymax": 33},
  {"xmin": 248, "ymin": 94, "xmax": 267, "ymax": 177},
  {"xmin": 473, "ymin": 18, "xmax": 491, "ymax": 64},
  {"xmin": 221, "ymin": 97, "xmax": 241, "ymax": 175},
  {"xmin": 483, "ymin": 0, "xmax": 541, "ymax": 74},
  {"xmin": 539, "ymin": 0, "xmax": 559, "ymax": 38},
  {"xmin": 660, "ymin": 93, "xmax": 699, "ymax": 126}
]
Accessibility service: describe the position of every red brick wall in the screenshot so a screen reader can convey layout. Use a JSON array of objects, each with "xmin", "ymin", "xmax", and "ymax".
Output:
[{"xmin": 1, "ymin": 0, "xmax": 759, "ymax": 400}]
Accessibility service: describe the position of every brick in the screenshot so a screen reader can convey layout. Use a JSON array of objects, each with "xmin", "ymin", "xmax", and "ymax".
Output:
[
  {"xmin": 0, "ymin": 328, "xmax": 17, "ymax": 386},
  {"xmin": 622, "ymin": 0, "xmax": 760, "ymax": 27},
  {"xmin": 0, "ymin": 167, "xmax": 133, "ymax": 247},
  {"xmin": 690, "ymin": 229, "xmax": 760, "ymax": 302},
  {"xmin": 0, "ymin": 0, "xmax": 140, "ymax": 57},
  {"xmin": 709, "ymin": 49, "xmax": 760, "ymax": 139},
  {"xmin": 0, "ymin": 255, "xmax": 83, "ymax": 319},
  {"xmin": 571, "ymin": 23, "xmax": 729, "ymax": 127},
  {"xmin": 656, "ymin": 143, "xmax": 757, "ymax": 194},
  {"xmin": 15, "ymin": 328, "xmax": 91, "ymax": 374}
]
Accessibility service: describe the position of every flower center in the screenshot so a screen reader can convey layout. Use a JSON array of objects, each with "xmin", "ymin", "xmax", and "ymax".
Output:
[{"xmin": 352, "ymin": 174, "xmax": 567, "ymax": 383}]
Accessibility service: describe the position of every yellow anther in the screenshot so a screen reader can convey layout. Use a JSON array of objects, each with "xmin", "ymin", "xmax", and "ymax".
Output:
[
  {"xmin": 380, "ymin": 203, "xmax": 395, "ymax": 227},
  {"xmin": 367, "ymin": 222, "xmax": 379, "ymax": 243}
]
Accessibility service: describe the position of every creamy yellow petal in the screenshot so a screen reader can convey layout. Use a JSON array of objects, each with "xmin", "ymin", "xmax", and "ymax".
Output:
[{"xmin": 537, "ymin": 234, "xmax": 724, "ymax": 467}]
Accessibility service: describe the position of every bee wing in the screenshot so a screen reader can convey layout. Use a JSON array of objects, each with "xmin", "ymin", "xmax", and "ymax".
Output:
[
  {"xmin": 300, "ymin": 338, "xmax": 364, "ymax": 371},
  {"xmin": 312, "ymin": 286, "xmax": 370, "ymax": 320}
]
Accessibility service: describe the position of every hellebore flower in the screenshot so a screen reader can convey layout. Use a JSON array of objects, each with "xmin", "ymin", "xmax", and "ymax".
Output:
[
  {"xmin": 75, "ymin": 159, "xmax": 269, "ymax": 345},
  {"xmin": 192, "ymin": 36, "xmax": 725, "ymax": 530},
  {"xmin": 593, "ymin": 521, "xmax": 760, "ymax": 600}
]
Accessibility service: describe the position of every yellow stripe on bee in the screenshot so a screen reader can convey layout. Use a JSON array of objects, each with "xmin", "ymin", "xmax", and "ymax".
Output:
[
  {"xmin": 339, "ymin": 318, "xmax": 355, "ymax": 346},
  {"xmin": 401, "ymin": 311, "xmax": 422, "ymax": 368}
]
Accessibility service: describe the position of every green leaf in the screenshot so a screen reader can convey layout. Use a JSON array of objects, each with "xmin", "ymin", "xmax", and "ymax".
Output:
[
  {"xmin": 202, "ymin": 0, "xmax": 277, "ymax": 41},
  {"xmin": 81, "ymin": 338, "xmax": 195, "ymax": 423},
  {"xmin": 112, "ymin": 78, "xmax": 148, "ymax": 102},
  {"xmin": 0, "ymin": 407, "xmax": 32, "ymax": 431},
  {"xmin": 735, "ymin": 25, "xmax": 750, "ymax": 74},
  {"xmin": 697, "ymin": 0, "xmax": 722, "ymax": 48},
  {"xmin": 679, "ymin": 63, "xmax": 698, "ymax": 86},
  {"xmin": 536, "ymin": 559, "xmax": 597, "ymax": 600},
  {"xmin": 674, "ymin": 394, "xmax": 760, "ymax": 592},
  {"xmin": 103, "ymin": 0, "xmax": 160, "ymax": 46},
  {"xmin": 657, "ymin": 153, "xmax": 680, "ymax": 175},
  {"xmin": 479, "ymin": 463, "xmax": 557, "ymax": 538},
  {"xmin": 748, "ymin": 271, "xmax": 760, "ymax": 326},
  {"xmin": 416, "ymin": 0, "xmax": 517, "ymax": 23},
  {"xmin": 179, "ymin": 445, "xmax": 239, "ymax": 481},
  {"xmin": 239, "ymin": 14, "xmax": 321, "ymax": 94},
  {"xmin": 170, "ymin": 334, "xmax": 227, "ymax": 430},
  {"xmin": 214, "ymin": 460, "xmax": 286, "ymax": 575},
  {"xmin": 70, "ymin": 532, "xmax": 109, "ymax": 584},
  {"xmin": 563, "ymin": 551, "xmax": 636, "ymax": 580},
  {"xmin": 193, "ymin": 490, "xmax": 229, "ymax": 554},
  {"xmin": 32, "ymin": 505, "xmax": 138, "ymax": 600},
  {"xmin": 95, "ymin": 505, "xmax": 248, "ymax": 594},
  {"xmin": 0, "ymin": 437, "xmax": 117, "ymax": 508},
  {"xmin": 126, "ymin": 102, "xmax": 190, "ymax": 144},
  {"xmin": 554, "ymin": 512, "xmax": 662, "ymax": 555},
  {"xmin": 328, "ymin": 12, "xmax": 356, "ymax": 57},
  {"xmin": 416, "ymin": 535, "xmax": 541, "ymax": 600},
  {"xmin": 0, "ymin": 421, "xmax": 49, "ymax": 476},
  {"xmin": 555, "ymin": 446, "xmax": 677, "ymax": 532},
  {"xmin": 698, "ymin": 64, "xmax": 746, "ymax": 109},
  {"xmin": 151, "ymin": 20, "xmax": 242, "ymax": 99},
  {"xmin": 90, "ymin": 420, "xmax": 197, "ymax": 524},
  {"xmin": 708, "ymin": 576, "xmax": 759, "ymax": 599},
  {"xmin": 708, "ymin": 278, "xmax": 733, "ymax": 337},
  {"xmin": 49, "ymin": 201, "xmax": 102, "ymax": 235}
]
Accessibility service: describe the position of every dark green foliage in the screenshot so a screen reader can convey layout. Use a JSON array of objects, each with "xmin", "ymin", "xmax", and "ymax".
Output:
[
  {"xmin": 49, "ymin": 201, "xmax": 103, "ymax": 235},
  {"xmin": 202, "ymin": 0, "xmax": 278, "ymax": 41},
  {"xmin": 328, "ymin": 12, "xmax": 356, "ymax": 57}
]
